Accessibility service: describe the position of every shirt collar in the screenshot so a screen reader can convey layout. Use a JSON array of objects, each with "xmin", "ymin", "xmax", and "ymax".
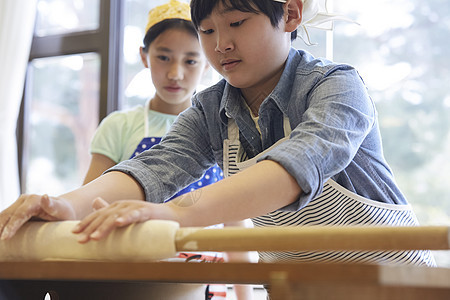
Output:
[
  {"xmin": 219, "ymin": 82, "xmax": 244, "ymax": 123},
  {"xmin": 219, "ymin": 47, "xmax": 299, "ymax": 122},
  {"xmin": 265, "ymin": 48, "xmax": 299, "ymax": 115}
]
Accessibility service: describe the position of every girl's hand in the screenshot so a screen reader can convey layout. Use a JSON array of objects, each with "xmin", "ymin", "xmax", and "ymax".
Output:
[
  {"xmin": 0, "ymin": 194, "xmax": 76, "ymax": 240},
  {"xmin": 72, "ymin": 199, "xmax": 157, "ymax": 243}
]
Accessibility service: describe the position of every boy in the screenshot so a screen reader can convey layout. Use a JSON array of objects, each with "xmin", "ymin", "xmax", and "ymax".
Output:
[{"xmin": 0, "ymin": 0, "xmax": 435, "ymax": 267}]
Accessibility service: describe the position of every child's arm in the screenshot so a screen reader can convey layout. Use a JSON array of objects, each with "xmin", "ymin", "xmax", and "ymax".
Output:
[
  {"xmin": 73, "ymin": 160, "xmax": 301, "ymax": 241},
  {"xmin": 83, "ymin": 153, "xmax": 117, "ymax": 185},
  {"xmin": 62, "ymin": 171, "xmax": 146, "ymax": 217},
  {"xmin": 167, "ymin": 160, "xmax": 301, "ymax": 226},
  {"xmin": 1, "ymin": 159, "xmax": 299, "ymax": 241}
]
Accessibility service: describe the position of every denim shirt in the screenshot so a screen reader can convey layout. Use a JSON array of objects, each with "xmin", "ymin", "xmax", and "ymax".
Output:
[{"xmin": 110, "ymin": 48, "xmax": 408, "ymax": 209}]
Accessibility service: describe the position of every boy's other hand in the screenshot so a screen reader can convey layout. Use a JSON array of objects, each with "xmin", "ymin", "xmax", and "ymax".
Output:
[
  {"xmin": 72, "ymin": 199, "xmax": 155, "ymax": 244},
  {"xmin": 0, "ymin": 194, "xmax": 76, "ymax": 240}
]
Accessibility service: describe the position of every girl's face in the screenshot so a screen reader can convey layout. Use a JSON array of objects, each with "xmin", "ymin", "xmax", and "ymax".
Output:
[
  {"xmin": 197, "ymin": 1, "xmax": 292, "ymax": 106},
  {"xmin": 140, "ymin": 28, "xmax": 208, "ymax": 113}
]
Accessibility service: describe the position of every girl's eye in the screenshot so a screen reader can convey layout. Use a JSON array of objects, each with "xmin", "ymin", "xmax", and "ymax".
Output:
[
  {"xmin": 157, "ymin": 55, "xmax": 169, "ymax": 62},
  {"xmin": 186, "ymin": 59, "xmax": 198, "ymax": 65},
  {"xmin": 230, "ymin": 20, "xmax": 245, "ymax": 27}
]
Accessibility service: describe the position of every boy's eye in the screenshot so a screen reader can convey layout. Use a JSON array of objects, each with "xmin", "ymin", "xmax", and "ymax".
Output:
[
  {"xmin": 186, "ymin": 59, "xmax": 198, "ymax": 65},
  {"xmin": 230, "ymin": 20, "xmax": 245, "ymax": 27},
  {"xmin": 200, "ymin": 29, "xmax": 214, "ymax": 35}
]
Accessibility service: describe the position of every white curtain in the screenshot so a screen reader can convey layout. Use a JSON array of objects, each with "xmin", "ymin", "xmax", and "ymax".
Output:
[{"xmin": 0, "ymin": 0, "xmax": 37, "ymax": 210}]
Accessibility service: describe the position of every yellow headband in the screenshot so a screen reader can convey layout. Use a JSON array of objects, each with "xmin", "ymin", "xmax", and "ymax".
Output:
[{"xmin": 145, "ymin": 0, "xmax": 192, "ymax": 33}]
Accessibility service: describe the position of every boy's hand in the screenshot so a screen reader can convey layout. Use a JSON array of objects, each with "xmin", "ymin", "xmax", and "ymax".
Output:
[
  {"xmin": 0, "ymin": 194, "xmax": 76, "ymax": 240},
  {"xmin": 72, "ymin": 199, "xmax": 157, "ymax": 243}
]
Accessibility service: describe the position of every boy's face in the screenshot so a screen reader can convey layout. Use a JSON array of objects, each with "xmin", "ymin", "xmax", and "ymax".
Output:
[{"xmin": 197, "ymin": 1, "xmax": 291, "ymax": 99}]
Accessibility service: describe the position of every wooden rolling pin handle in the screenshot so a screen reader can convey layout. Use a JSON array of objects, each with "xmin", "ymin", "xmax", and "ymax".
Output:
[{"xmin": 175, "ymin": 226, "xmax": 450, "ymax": 252}]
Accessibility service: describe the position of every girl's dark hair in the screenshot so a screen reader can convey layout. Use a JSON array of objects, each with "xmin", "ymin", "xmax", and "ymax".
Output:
[
  {"xmin": 190, "ymin": 0, "xmax": 297, "ymax": 41},
  {"xmin": 142, "ymin": 18, "xmax": 198, "ymax": 52}
]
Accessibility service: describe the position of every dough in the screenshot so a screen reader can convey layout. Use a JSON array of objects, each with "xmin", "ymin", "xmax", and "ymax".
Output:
[{"xmin": 0, "ymin": 220, "xmax": 179, "ymax": 262}]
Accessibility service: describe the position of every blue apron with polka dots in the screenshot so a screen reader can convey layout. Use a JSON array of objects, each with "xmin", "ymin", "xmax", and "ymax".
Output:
[
  {"xmin": 130, "ymin": 137, "xmax": 222, "ymax": 200},
  {"xmin": 130, "ymin": 100, "xmax": 223, "ymax": 201}
]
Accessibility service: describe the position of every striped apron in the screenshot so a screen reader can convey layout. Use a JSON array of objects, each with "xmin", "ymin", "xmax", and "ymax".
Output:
[{"xmin": 223, "ymin": 118, "xmax": 436, "ymax": 266}]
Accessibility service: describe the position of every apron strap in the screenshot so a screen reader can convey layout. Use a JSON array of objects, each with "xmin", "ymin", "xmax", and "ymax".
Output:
[
  {"xmin": 283, "ymin": 116, "xmax": 292, "ymax": 137},
  {"xmin": 144, "ymin": 98, "xmax": 151, "ymax": 138},
  {"xmin": 226, "ymin": 118, "xmax": 240, "ymax": 141}
]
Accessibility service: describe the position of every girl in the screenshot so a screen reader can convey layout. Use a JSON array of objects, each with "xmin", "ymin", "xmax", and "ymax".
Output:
[{"xmin": 82, "ymin": 0, "xmax": 220, "ymax": 197}]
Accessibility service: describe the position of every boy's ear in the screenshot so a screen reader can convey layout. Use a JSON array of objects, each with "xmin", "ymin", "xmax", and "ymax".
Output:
[
  {"xmin": 139, "ymin": 46, "xmax": 150, "ymax": 68},
  {"xmin": 284, "ymin": 0, "xmax": 303, "ymax": 33}
]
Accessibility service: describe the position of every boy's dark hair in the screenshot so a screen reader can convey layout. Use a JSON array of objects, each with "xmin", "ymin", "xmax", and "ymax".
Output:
[
  {"xmin": 142, "ymin": 18, "xmax": 198, "ymax": 52},
  {"xmin": 190, "ymin": 0, "xmax": 297, "ymax": 41}
]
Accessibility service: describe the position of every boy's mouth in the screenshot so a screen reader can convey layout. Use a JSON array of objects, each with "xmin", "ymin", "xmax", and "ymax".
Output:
[{"xmin": 221, "ymin": 59, "xmax": 241, "ymax": 71}]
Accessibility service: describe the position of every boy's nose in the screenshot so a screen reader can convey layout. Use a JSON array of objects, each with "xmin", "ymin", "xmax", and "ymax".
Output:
[{"xmin": 215, "ymin": 35, "xmax": 234, "ymax": 53}]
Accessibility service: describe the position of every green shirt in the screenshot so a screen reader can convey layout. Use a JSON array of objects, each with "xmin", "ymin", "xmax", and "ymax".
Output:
[{"xmin": 90, "ymin": 105, "xmax": 178, "ymax": 163}]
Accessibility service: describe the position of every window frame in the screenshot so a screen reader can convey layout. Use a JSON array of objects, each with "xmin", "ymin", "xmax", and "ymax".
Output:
[{"xmin": 17, "ymin": 0, "xmax": 124, "ymax": 193}]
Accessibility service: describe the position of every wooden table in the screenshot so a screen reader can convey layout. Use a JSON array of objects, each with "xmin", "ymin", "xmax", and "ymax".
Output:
[
  {"xmin": 1, "ymin": 224, "xmax": 449, "ymax": 299},
  {"xmin": 1, "ymin": 260, "xmax": 449, "ymax": 300}
]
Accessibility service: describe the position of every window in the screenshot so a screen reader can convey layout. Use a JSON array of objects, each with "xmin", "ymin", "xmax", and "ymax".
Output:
[
  {"xmin": 35, "ymin": 0, "xmax": 100, "ymax": 36},
  {"xmin": 331, "ymin": 0, "xmax": 450, "ymax": 224},
  {"xmin": 24, "ymin": 53, "xmax": 100, "ymax": 195},
  {"xmin": 19, "ymin": 0, "xmax": 123, "ymax": 194},
  {"xmin": 332, "ymin": 0, "xmax": 450, "ymax": 265}
]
